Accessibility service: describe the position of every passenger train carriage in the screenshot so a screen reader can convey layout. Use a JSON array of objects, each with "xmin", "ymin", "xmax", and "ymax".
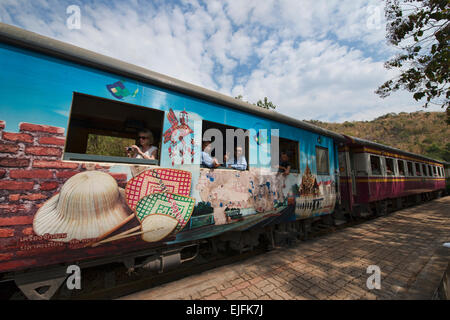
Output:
[
  {"xmin": 339, "ymin": 136, "xmax": 446, "ymax": 216},
  {"xmin": 0, "ymin": 23, "xmax": 446, "ymax": 299}
]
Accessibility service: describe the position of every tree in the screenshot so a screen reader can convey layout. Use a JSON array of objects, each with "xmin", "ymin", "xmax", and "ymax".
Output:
[
  {"xmin": 234, "ymin": 95, "xmax": 277, "ymax": 110},
  {"xmin": 376, "ymin": 0, "xmax": 449, "ymax": 123},
  {"xmin": 256, "ymin": 97, "xmax": 277, "ymax": 110}
]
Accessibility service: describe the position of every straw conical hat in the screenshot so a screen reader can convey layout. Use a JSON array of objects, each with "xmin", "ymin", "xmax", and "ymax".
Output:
[{"xmin": 33, "ymin": 171, "xmax": 131, "ymax": 242}]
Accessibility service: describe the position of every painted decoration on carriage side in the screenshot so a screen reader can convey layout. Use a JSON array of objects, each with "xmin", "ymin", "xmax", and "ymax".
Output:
[
  {"xmin": 163, "ymin": 109, "xmax": 195, "ymax": 166},
  {"xmin": 106, "ymin": 80, "xmax": 139, "ymax": 100},
  {"xmin": 32, "ymin": 168, "xmax": 196, "ymax": 247},
  {"xmin": 295, "ymin": 164, "xmax": 336, "ymax": 218},
  {"xmin": 33, "ymin": 171, "xmax": 132, "ymax": 242},
  {"xmin": 125, "ymin": 168, "xmax": 192, "ymax": 211}
]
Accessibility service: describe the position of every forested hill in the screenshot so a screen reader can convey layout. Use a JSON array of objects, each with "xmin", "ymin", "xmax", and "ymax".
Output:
[{"xmin": 305, "ymin": 111, "xmax": 450, "ymax": 162}]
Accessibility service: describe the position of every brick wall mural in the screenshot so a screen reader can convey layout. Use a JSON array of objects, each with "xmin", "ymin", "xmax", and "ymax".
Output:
[{"xmin": 0, "ymin": 120, "xmax": 138, "ymax": 272}]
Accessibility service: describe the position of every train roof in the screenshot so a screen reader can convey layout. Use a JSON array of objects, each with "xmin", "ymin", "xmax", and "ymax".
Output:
[
  {"xmin": 343, "ymin": 134, "xmax": 445, "ymax": 165},
  {"xmin": 0, "ymin": 23, "xmax": 346, "ymax": 142}
]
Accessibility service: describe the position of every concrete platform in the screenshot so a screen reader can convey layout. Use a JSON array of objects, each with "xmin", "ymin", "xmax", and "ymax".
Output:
[{"xmin": 120, "ymin": 196, "xmax": 450, "ymax": 300}]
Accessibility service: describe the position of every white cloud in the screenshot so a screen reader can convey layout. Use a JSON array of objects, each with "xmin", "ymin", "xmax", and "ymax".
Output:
[{"xmin": 0, "ymin": 0, "xmax": 436, "ymax": 125}]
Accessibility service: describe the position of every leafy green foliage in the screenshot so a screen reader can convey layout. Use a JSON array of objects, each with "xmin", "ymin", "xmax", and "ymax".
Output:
[
  {"xmin": 86, "ymin": 134, "xmax": 135, "ymax": 157},
  {"xmin": 256, "ymin": 97, "xmax": 277, "ymax": 110},
  {"xmin": 235, "ymin": 95, "xmax": 277, "ymax": 110},
  {"xmin": 376, "ymin": 0, "xmax": 449, "ymax": 122}
]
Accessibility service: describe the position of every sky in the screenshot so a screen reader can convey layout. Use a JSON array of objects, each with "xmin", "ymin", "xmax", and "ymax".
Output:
[{"xmin": 0, "ymin": 0, "xmax": 443, "ymax": 123}]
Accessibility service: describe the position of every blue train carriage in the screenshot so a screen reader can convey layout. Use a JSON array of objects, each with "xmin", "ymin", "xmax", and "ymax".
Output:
[{"xmin": 0, "ymin": 23, "xmax": 345, "ymax": 298}]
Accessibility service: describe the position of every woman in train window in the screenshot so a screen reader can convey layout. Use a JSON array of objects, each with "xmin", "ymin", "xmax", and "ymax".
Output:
[{"xmin": 126, "ymin": 128, "xmax": 158, "ymax": 160}]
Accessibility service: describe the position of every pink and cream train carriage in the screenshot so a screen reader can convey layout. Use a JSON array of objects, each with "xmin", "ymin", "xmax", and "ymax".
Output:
[{"xmin": 338, "ymin": 135, "xmax": 446, "ymax": 217}]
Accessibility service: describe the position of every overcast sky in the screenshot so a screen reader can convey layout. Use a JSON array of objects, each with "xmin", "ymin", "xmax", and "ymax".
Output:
[{"xmin": 0, "ymin": 0, "xmax": 443, "ymax": 122}]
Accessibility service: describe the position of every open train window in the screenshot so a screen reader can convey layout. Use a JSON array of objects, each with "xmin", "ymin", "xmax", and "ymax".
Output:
[
  {"xmin": 370, "ymin": 155, "xmax": 382, "ymax": 176},
  {"xmin": 422, "ymin": 164, "xmax": 427, "ymax": 176},
  {"xmin": 202, "ymin": 120, "xmax": 249, "ymax": 170},
  {"xmin": 64, "ymin": 93, "xmax": 164, "ymax": 165},
  {"xmin": 386, "ymin": 158, "xmax": 395, "ymax": 175},
  {"xmin": 407, "ymin": 161, "xmax": 413, "ymax": 176},
  {"xmin": 316, "ymin": 146, "xmax": 329, "ymax": 175},
  {"xmin": 278, "ymin": 137, "xmax": 300, "ymax": 173},
  {"xmin": 398, "ymin": 160, "xmax": 405, "ymax": 176},
  {"xmin": 415, "ymin": 163, "xmax": 422, "ymax": 176}
]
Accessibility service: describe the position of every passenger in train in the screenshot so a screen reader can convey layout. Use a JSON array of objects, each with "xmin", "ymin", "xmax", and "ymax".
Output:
[
  {"xmin": 278, "ymin": 151, "xmax": 291, "ymax": 176},
  {"xmin": 371, "ymin": 157, "xmax": 381, "ymax": 175},
  {"xmin": 126, "ymin": 129, "xmax": 158, "ymax": 160},
  {"xmin": 201, "ymin": 140, "xmax": 220, "ymax": 168},
  {"xmin": 224, "ymin": 146, "xmax": 247, "ymax": 170},
  {"xmin": 386, "ymin": 160, "xmax": 394, "ymax": 175}
]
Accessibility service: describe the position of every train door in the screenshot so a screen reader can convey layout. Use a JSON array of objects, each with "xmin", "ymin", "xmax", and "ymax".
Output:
[
  {"xmin": 349, "ymin": 152, "xmax": 357, "ymax": 196},
  {"xmin": 338, "ymin": 148, "xmax": 354, "ymax": 213}
]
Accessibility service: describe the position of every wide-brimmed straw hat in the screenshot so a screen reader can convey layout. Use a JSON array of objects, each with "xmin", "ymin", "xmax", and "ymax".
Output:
[{"xmin": 33, "ymin": 171, "xmax": 132, "ymax": 242}]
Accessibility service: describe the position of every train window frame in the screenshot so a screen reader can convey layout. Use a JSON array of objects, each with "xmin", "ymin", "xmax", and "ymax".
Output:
[
  {"xmin": 201, "ymin": 120, "xmax": 250, "ymax": 171},
  {"xmin": 315, "ymin": 146, "xmax": 329, "ymax": 175},
  {"xmin": 385, "ymin": 157, "xmax": 395, "ymax": 176},
  {"xmin": 64, "ymin": 92, "xmax": 164, "ymax": 166},
  {"xmin": 278, "ymin": 137, "xmax": 300, "ymax": 173},
  {"xmin": 370, "ymin": 155, "xmax": 382, "ymax": 176},
  {"xmin": 407, "ymin": 161, "xmax": 414, "ymax": 176},
  {"xmin": 397, "ymin": 159, "xmax": 406, "ymax": 176},
  {"xmin": 422, "ymin": 163, "xmax": 427, "ymax": 176}
]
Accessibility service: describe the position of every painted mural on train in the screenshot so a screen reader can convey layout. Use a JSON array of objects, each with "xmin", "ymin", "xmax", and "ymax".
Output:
[{"xmin": 0, "ymin": 40, "xmax": 337, "ymax": 273}]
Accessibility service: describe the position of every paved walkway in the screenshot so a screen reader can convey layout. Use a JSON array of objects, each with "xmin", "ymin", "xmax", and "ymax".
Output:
[{"xmin": 120, "ymin": 196, "xmax": 450, "ymax": 300}]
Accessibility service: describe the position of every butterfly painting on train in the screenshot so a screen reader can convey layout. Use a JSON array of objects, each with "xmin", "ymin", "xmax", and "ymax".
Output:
[{"xmin": 106, "ymin": 80, "xmax": 139, "ymax": 100}]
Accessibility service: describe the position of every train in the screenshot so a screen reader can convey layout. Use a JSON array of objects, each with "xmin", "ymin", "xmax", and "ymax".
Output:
[{"xmin": 0, "ymin": 23, "xmax": 447, "ymax": 299}]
